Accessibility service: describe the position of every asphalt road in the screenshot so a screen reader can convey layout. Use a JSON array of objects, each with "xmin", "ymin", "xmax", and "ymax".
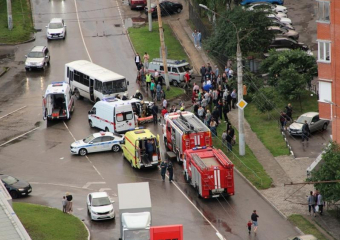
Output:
[{"xmin": 0, "ymin": 0, "xmax": 299, "ymax": 239}]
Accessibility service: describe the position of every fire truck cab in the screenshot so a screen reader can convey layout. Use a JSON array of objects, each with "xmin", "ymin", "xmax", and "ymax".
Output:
[
  {"xmin": 163, "ymin": 111, "xmax": 211, "ymax": 163},
  {"xmin": 183, "ymin": 147, "xmax": 234, "ymax": 198}
]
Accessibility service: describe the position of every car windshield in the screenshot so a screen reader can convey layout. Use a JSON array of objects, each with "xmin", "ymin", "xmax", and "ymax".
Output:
[
  {"xmin": 296, "ymin": 116, "xmax": 312, "ymax": 124},
  {"xmin": 92, "ymin": 197, "xmax": 111, "ymax": 207},
  {"xmin": 49, "ymin": 23, "xmax": 63, "ymax": 29},
  {"xmin": 27, "ymin": 52, "xmax": 44, "ymax": 58},
  {"xmin": 83, "ymin": 135, "xmax": 95, "ymax": 143},
  {"xmin": 2, "ymin": 176, "xmax": 19, "ymax": 185},
  {"xmin": 184, "ymin": 65, "xmax": 192, "ymax": 71},
  {"xmin": 102, "ymin": 79, "xmax": 127, "ymax": 95}
]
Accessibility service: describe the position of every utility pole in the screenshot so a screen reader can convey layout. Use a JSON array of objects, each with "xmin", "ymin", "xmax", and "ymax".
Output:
[
  {"xmin": 147, "ymin": 0, "xmax": 152, "ymax": 31},
  {"xmin": 199, "ymin": 4, "xmax": 245, "ymax": 155},
  {"xmin": 7, "ymin": 0, "xmax": 13, "ymax": 30},
  {"xmin": 156, "ymin": 0, "xmax": 170, "ymax": 90}
]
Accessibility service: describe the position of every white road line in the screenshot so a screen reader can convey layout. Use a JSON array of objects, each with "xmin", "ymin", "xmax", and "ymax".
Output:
[
  {"xmin": 99, "ymin": 188, "xmax": 112, "ymax": 192},
  {"xmin": 30, "ymin": 182, "xmax": 88, "ymax": 190},
  {"xmin": 73, "ymin": 0, "xmax": 93, "ymax": 62},
  {"xmin": 0, "ymin": 106, "xmax": 27, "ymax": 119},
  {"xmin": 82, "ymin": 182, "xmax": 106, "ymax": 189},
  {"xmin": 0, "ymin": 127, "xmax": 39, "ymax": 147}
]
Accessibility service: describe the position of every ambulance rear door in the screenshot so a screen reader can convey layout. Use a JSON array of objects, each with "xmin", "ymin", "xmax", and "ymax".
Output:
[{"xmin": 114, "ymin": 105, "xmax": 135, "ymax": 133}]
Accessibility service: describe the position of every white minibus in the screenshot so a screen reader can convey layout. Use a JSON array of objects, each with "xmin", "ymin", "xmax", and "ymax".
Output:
[{"xmin": 65, "ymin": 60, "xmax": 129, "ymax": 102}]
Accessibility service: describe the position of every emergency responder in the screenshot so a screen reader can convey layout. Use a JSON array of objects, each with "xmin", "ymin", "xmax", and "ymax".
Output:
[
  {"xmin": 167, "ymin": 161, "xmax": 174, "ymax": 182},
  {"xmin": 133, "ymin": 90, "xmax": 143, "ymax": 100},
  {"xmin": 146, "ymin": 139, "xmax": 154, "ymax": 163},
  {"xmin": 151, "ymin": 103, "xmax": 159, "ymax": 124},
  {"xmin": 122, "ymin": 92, "xmax": 128, "ymax": 100},
  {"xmin": 160, "ymin": 160, "xmax": 168, "ymax": 181}
]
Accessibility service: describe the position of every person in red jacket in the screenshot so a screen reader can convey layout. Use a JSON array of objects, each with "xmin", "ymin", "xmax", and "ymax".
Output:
[{"xmin": 161, "ymin": 107, "xmax": 168, "ymax": 117}]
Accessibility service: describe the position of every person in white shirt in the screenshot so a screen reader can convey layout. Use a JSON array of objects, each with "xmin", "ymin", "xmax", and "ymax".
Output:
[
  {"xmin": 228, "ymin": 68, "xmax": 234, "ymax": 79},
  {"xmin": 154, "ymin": 70, "xmax": 159, "ymax": 82},
  {"xmin": 143, "ymin": 52, "xmax": 150, "ymax": 69},
  {"xmin": 135, "ymin": 53, "xmax": 141, "ymax": 69},
  {"xmin": 162, "ymin": 98, "xmax": 167, "ymax": 109}
]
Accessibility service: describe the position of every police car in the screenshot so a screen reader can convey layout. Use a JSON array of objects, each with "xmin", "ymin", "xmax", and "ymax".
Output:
[{"xmin": 70, "ymin": 132, "xmax": 124, "ymax": 156}]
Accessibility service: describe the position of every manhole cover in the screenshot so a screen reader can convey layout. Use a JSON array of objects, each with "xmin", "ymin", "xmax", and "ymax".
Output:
[
  {"xmin": 35, "ymin": 29, "xmax": 42, "ymax": 32},
  {"xmin": 114, "ymin": 24, "xmax": 121, "ymax": 27}
]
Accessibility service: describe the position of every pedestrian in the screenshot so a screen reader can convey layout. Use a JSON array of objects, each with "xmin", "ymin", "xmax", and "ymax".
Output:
[
  {"xmin": 217, "ymin": 100, "xmax": 223, "ymax": 120},
  {"xmin": 200, "ymin": 65, "xmax": 206, "ymax": 83},
  {"xmin": 192, "ymin": 29, "xmax": 198, "ymax": 48},
  {"xmin": 197, "ymin": 30, "xmax": 202, "ymax": 49},
  {"xmin": 317, "ymin": 192, "xmax": 324, "ymax": 216},
  {"xmin": 222, "ymin": 130, "xmax": 227, "ymax": 145},
  {"xmin": 231, "ymin": 89, "xmax": 237, "ymax": 109},
  {"xmin": 133, "ymin": 90, "xmax": 143, "ymax": 100},
  {"xmin": 160, "ymin": 89, "xmax": 166, "ymax": 100},
  {"xmin": 134, "ymin": 113, "xmax": 139, "ymax": 127},
  {"xmin": 170, "ymin": 105, "xmax": 177, "ymax": 113},
  {"xmin": 152, "ymin": 103, "xmax": 159, "ymax": 124},
  {"xmin": 156, "ymin": 82, "xmax": 162, "ymax": 101},
  {"xmin": 150, "ymin": 80, "xmax": 156, "ymax": 100},
  {"xmin": 207, "ymin": 63, "xmax": 212, "ymax": 73},
  {"xmin": 198, "ymin": 105, "xmax": 205, "ymax": 121},
  {"xmin": 66, "ymin": 192, "xmax": 73, "ymax": 214},
  {"xmin": 161, "ymin": 107, "xmax": 168, "ymax": 117},
  {"xmin": 180, "ymin": 103, "xmax": 185, "ymax": 111},
  {"xmin": 143, "ymin": 52, "xmax": 150, "ymax": 70},
  {"xmin": 205, "ymin": 109, "xmax": 211, "ymax": 126},
  {"xmin": 302, "ymin": 120, "xmax": 310, "ymax": 144},
  {"xmin": 279, "ymin": 112, "xmax": 287, "ymax": 131},
  {"xmin": 135, "ymin": 53, "xmax": 141, "ymax": 69},
  {"xmin": 223, "ymin": 101, "xmax": 229, "ymax": 123},
  {"xmin": 285, "ymin": 103, "xmax": 293, "ymax": 122},
  {"xmin": 228, "ymin": 68, "xmax": 234, "ymax": 79},
  {"xmin": 212, "ymin": 89, "xmax": 218, "ymax": 106},
  {"xmin": 154, "ymin": 69, "xmax": 159, "ymax": 83},
  {"xmin": 193, "ymin": 82, "xmax": 200, "ymax": 93},
  {"xmin": 226, "ymin": 129, "xmax": 233, "ymax": 151},
  {"xmin": 167, "ymin": 161, "xmax": 174, "ymax": 182},
  {"xmin": 251, "ymin": 210, "xmax": 259, "ymax": 234},
  {"xmin": 183, "ymin": 70, "xmax": 190, "ymax": 89},
  {"xmin": 162, "ymin": 98, "xmax": 167, "ymax": 109},
  {"xmin": 210, "ymin": 118, "xmax": 217, "ymax": 137},
  {"xmin": 201, "ymin": 96, "xmax": 208, "ymax": 109},
  {"xmin": 146, "ymin": 139, "xmax": 154, "ymax": 163},
  {"xmin": 247, "ymin": 220, "xmax": 252, "ymax": 234},
  {"xmin": 214, "ymin": 65, "xmax": 219, "ymax": 78},
  {"xmin": 212, "ymin": 106, "xmax": 219, "ymax": 125},
  {"xmin": 160, "ymin": 160, "xmax": 168, "ymax": 181},
  {"xmin": 308, "ymin": 191, "xmax": 316, "ymax": 217},
  {"xmin": 145, "ymin": 72, "xmax": 152, "ymax": 91},
  {"xmin": 62, "ymin": 196, "xmax": 67, "ymax": 213}
]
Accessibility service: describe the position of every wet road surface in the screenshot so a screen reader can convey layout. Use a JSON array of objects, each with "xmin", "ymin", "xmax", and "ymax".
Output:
[{"xmin": 0, "ymin": 0, "xmax": 299, "ymax": 239}]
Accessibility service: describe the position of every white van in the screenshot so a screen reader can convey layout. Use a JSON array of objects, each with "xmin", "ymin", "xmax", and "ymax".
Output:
[
  {"xmin": 43, "ymin": 82, "xmax": 74, "ymax": 121},
  {"xmin": 88, "ymin": 98, "xmax": 136, "ymax": 133}
]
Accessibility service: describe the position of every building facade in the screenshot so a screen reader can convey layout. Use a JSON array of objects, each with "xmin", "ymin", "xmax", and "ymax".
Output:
[{"xmin": 316, "ymin": 0, "xmax": 339, "ymax": 141}]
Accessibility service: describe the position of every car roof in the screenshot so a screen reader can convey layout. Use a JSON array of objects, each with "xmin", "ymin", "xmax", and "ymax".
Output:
[
  {"xmin": 49, "ymin": 18, "xmax": 63, "ymax": 23},
  {"xmin": 268, "ymin": 26, "xmax": 281, "ymax": 30},
  {"xmin": 90, "ymin": 192, "xmax": 109, "ymax": 198},
  {"xmin": 92, "ymin": 132, "xmax": 116, "ymax": 138},
  {"xmin": 125, "ymin": 129, "xmax": 155, "ymax": 140},
  {"xmin": 273, "ymin": 36, "xmax": 295, "ymax": 41},
  {"xmin": 300, "ymin": 112, "xmax": 319, "ymax": 118},
  {"xmin": 31, "ymin": 46, "xmax": 47, "ymax": 52}
]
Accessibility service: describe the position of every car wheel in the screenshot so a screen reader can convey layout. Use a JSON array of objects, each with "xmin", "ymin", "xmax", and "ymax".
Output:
[
  {"xmin": 177, "ymin": 8, "xmax": 182, "ymax": 13},
  {"xmin": 112, "ymin": 145, "xmax": 120, "ymax": 152},
  {"xmin": 79, "ymin": 148, "xmax": 87, "ymax": 156},
  {"xmin": 105, "ymin": 127, "xmax": 109, "ymax": 132},
  {"xmin": 172, "ymin": 80, "xmax": 178, "ymax": 87},
  {"xmin": 322, "ymin": 123, "xmax": 328, "ymax": 131},
  {"xmin": 89, "ymin": 120, "xmax": 93, "ymax": 128},
  {"xmin": 10, "ymin": 190, "xmax": 19, "ymax": 199}
]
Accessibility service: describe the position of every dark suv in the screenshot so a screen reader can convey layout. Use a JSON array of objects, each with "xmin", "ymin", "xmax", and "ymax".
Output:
[{"xmin": 269, "ymin": 37, "xmax": 309, "ymax": 51}]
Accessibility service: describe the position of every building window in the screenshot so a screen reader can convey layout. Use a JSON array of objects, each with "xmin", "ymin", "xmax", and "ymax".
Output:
[
  {"xmin": 317, "ymin": 1, "xmax": 330, "ymax": 22},
  {"xmin": 319, "ymin": 81, "xmax": 332, "ymax": 102},
  {"xmin": 318, "ymin": 41, "xmax": 331, "ymax": 62}
]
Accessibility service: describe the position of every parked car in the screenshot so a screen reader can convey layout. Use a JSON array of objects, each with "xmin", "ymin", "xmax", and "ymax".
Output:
[
  {"xmin": 128, "ymin": 0, "xmax": 146, "ymax": 10},
  {"xmin": 70, "ymin": 132, "xmax": 124, "ymax": 156},
  {"xmin": 288, "ymin": 235, "xmax": 317, "ymax": 240},
  {"xmin": 241, "ymin": 0, "xmax": 284, "ymax": 6},
  {"xmin": 87, "ymin": 192, "xmax": 115, "ymax": 221},
  {"xmin": 46, "ymin": 18, "xmax": 66, "ymax": 40},
  {"xmin": 269, "ymin": 37, "xmax": 310, "ymax": 51},
  {"xmin": 0, "ymin": 174, "xmax": 32, "ymax": 199},
  {"xmin": 247, "ymin": 2, "xmax": 287, "ymax": 13},
  {"xmin": 25, "ymin": 46, "xmax": 50, "ymax": 71},
  {"xmin": 246, "ymin": 4, "xmax": 287, "ymax": 18},
  {"xmin": 288, "ymin": 112, "xmax": 329, "ymax": 136},
  {"xmin": 145, "ymin": 1, "xmax": 183, "ymax": 18},
  {"xmin": 268, "ymin": 26, "xmax": 299, "ymax": 40},
  {"xmin": 264, "ymin": 48, "xmax": 313, "ymax": 58},
  {"xmin": 271, "ymin": 19, "xmax": 295, "ymax": 30},
  {"xmin": 267, "ymin": 14, "xmax": 292, "ymax": 25}
]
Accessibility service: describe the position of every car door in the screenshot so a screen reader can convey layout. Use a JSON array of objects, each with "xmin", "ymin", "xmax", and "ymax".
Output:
[
  {"xmin": 87, "ymin": 194, "xmax": 92, "ymax": 211},
  {"xmin": 88, "ymin": 137, "xmax": 102, "ymax": 153},
  {"xmin": 310, "ymin": 115, "xmax": 321, "ymax": 132},
  {"xmin": 101, "ymin": 136, "xmax": 114, "ymax": 151}
]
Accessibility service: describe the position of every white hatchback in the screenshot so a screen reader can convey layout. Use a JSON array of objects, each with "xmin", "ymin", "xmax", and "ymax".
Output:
[
  {"xmin": 87, "ymin": 192, "xmax": 115, "ymax": 221},
  {"xmin": 70, "ymin": 132, "xmax": 124, "ymax": 156},
  {"xmin": 46, "ymin": 18, "xmax": 66, "ymax": 40}
]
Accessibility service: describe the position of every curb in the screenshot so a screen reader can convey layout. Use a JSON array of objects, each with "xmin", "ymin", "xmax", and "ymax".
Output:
[
  {"xmin": 233, "ymin": 167, "xmax": 288, "ymax": 220},
  {"xmin": 0, "ymin": 35, "xmax": 36, "ymax": 46},
  {"xmin": 0, "ymin": 67, "xmax": 10, "ymax": 77},
  {"xmin": 82, "ymin": 220, "xmax": 91, "ymax": 240},
  {"xmin": 125, "ymin": 29, "xmax": 137, "ymax": 55},
  {"xmin": 281, "ymin": 131, "xmax": 295, "ymax": 158}
]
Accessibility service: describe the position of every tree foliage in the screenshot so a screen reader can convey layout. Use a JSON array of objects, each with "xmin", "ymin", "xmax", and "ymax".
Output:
[
  {"xmin": 204, "ymin": 7, "xmax": 274, "ymax": 60},
  {"xmin": 308, "ymin": 142, "xmax": 340, "ymax": 202},
  {"xmin": 252, "ymin": 87, "xmax": 277, "ymax": 119}
]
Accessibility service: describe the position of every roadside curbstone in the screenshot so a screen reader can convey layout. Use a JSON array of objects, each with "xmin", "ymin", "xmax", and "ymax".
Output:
[{"xmin": 0, "ymin": 67, "xmax": 10, "ymax": 77}]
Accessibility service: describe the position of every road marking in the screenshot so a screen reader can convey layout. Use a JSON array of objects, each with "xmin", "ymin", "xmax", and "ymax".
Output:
[
  {"xmin": 73, "ymin": 0, "xmax": 93, "ymax": 62},
  {"xmin": 0, "ymin": 106, "xmax": 27, "ymax": 120},
  {"xmin": 0, "ymin": 127, "xmax": 39, "ymax": 147},
  {"xmin": 30, "ymin": 182, "xmax": 87, "ymax": 190},
  {"xmin": 82, "ymin": 182, "xmax": 106, "ymax": 189},
  {"xmin": 99, "ymin": 188, "xmax": 112, "ymax": 192}
]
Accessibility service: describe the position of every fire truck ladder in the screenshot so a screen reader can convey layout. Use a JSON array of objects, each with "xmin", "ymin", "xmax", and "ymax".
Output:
[
  {"xmin": 172, "ymin": 117, "xmax": 195, "ymax": 134},
  {"xmin": 192, "ymin": 154, "xmax": 207, "ymax": 170},
  {"xmin": 214, "ymin": 149, "xmax": 233, "ymax": 168}
]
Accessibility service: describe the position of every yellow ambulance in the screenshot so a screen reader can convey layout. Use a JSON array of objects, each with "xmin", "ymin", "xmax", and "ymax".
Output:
[{"xmin": 122, "ymin": 129, "xmax": 161, "ymax": 169}]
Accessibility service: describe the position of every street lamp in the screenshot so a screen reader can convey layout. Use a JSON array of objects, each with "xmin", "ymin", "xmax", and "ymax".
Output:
[{"xmin": 199, "ymin": 4, "xmax": 246, "ymax": 156}]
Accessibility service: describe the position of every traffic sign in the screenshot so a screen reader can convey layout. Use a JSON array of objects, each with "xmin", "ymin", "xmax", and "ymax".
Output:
[{"xmin": 237, "ymin": 99, "xmax": 248, "ymax": 109}]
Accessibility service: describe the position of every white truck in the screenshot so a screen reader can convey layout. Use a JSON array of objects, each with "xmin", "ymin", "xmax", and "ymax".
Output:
[
  {"xmin": 42, "ymin": 82, "xmax": 74, "ymax": 121},
  {"xmin": 118, "ymin": 182, "xmax": 152, "ymax": 240}
]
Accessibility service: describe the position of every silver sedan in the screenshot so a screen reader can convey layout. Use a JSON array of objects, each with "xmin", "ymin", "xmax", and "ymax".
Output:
[{"xmin": 288, "ymin": 112, "xmax": 330, "ymax": 136}]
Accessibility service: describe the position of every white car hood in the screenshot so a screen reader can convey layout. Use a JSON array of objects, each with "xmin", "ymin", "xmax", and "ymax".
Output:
[
  {"xmin": 275, "ymin": 6, "xmax": 287, "ymax": 11},
  {"xmin": 91, "ymin": 204, "xmax": 113, "ymax": 213},
  {"xmin": 71, "ymin": 140, "xmax": 85, "ymax": 148},
  {"xmin": 289, "ymin": 122, "xmax": 303, "ymax": 131},
  {"xmin": 26, "ymin": 57, "xmax": 44, "ymax": 64},
  {"xmin": 47, "ymin": 28, "xmax": 64, "ymax": 34}
]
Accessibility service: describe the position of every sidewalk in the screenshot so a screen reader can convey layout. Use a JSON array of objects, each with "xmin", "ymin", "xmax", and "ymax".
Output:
[{"xmin": 166, "ymin": 1, "xmax": 339, "ymax": 239}]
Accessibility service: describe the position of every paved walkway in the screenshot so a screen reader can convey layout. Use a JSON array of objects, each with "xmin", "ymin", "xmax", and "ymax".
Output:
[{"xmin": 166, "ymin": 1, "xmax": 339, "ymax": 239}]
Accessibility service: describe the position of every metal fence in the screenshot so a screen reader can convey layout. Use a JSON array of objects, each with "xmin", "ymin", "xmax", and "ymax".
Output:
[{"xmin": 188, "ymin": 1, "xmax": 213, "ymax": 41}]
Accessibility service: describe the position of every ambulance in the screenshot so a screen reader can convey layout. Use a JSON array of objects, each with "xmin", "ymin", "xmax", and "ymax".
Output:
[
  {"xmin": 43, "ymin": 82, "xmax": 74, "ymax": 121},
  {"xmin": 88, "ymin": 98, "xmax": 136, "ymax": 133},
  {"xmin": 122, "ymin": 129, "xmax": 161, "ymax": 169}
]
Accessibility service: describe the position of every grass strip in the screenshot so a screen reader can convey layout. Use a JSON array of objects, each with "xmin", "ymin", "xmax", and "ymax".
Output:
[
  {"xmin": 288, "ymin": 214, "xmax": 329, "ymax": 240},
  {"xmin": 13, "ymin": 202, "xmax": 88, "ymax": 240}
]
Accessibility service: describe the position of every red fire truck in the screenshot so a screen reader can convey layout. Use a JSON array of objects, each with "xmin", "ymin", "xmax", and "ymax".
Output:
[
  {"xmin": 183, "ymin": 147, "xmax": 234, "ymax": 198},
  {"xmin": 162, "ymin": 111, "xmax": 212, "ymax": 163}
]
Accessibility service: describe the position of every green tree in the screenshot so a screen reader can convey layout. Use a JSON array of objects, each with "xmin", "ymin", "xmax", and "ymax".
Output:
[
  {"xmin": 204, "ymin": 7, "xmax": 274, "ymax": 61},
  {"xmin": 252, "ymin": 87, "xmax": 277, "ymax": 119},
  {"xmin": 308, "ymin": 142, "xmax": 340, "ymax": 202}
]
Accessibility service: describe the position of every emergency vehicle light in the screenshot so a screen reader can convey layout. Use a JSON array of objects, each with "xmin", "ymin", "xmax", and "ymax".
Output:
[
  {"xmin": 102, "ymin": 97, "xmax": 118, "ymax": 102},
  {"xmin": 99, "ymin": 132, "xmax": 106, "ymax": 136},
  {"xmin": 51, "ymin": 82, "xmax": 65, "ymax": 86},
  {"xmin": 193, "ymin": 146, "xmax": 207, "ymax": 150}
]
